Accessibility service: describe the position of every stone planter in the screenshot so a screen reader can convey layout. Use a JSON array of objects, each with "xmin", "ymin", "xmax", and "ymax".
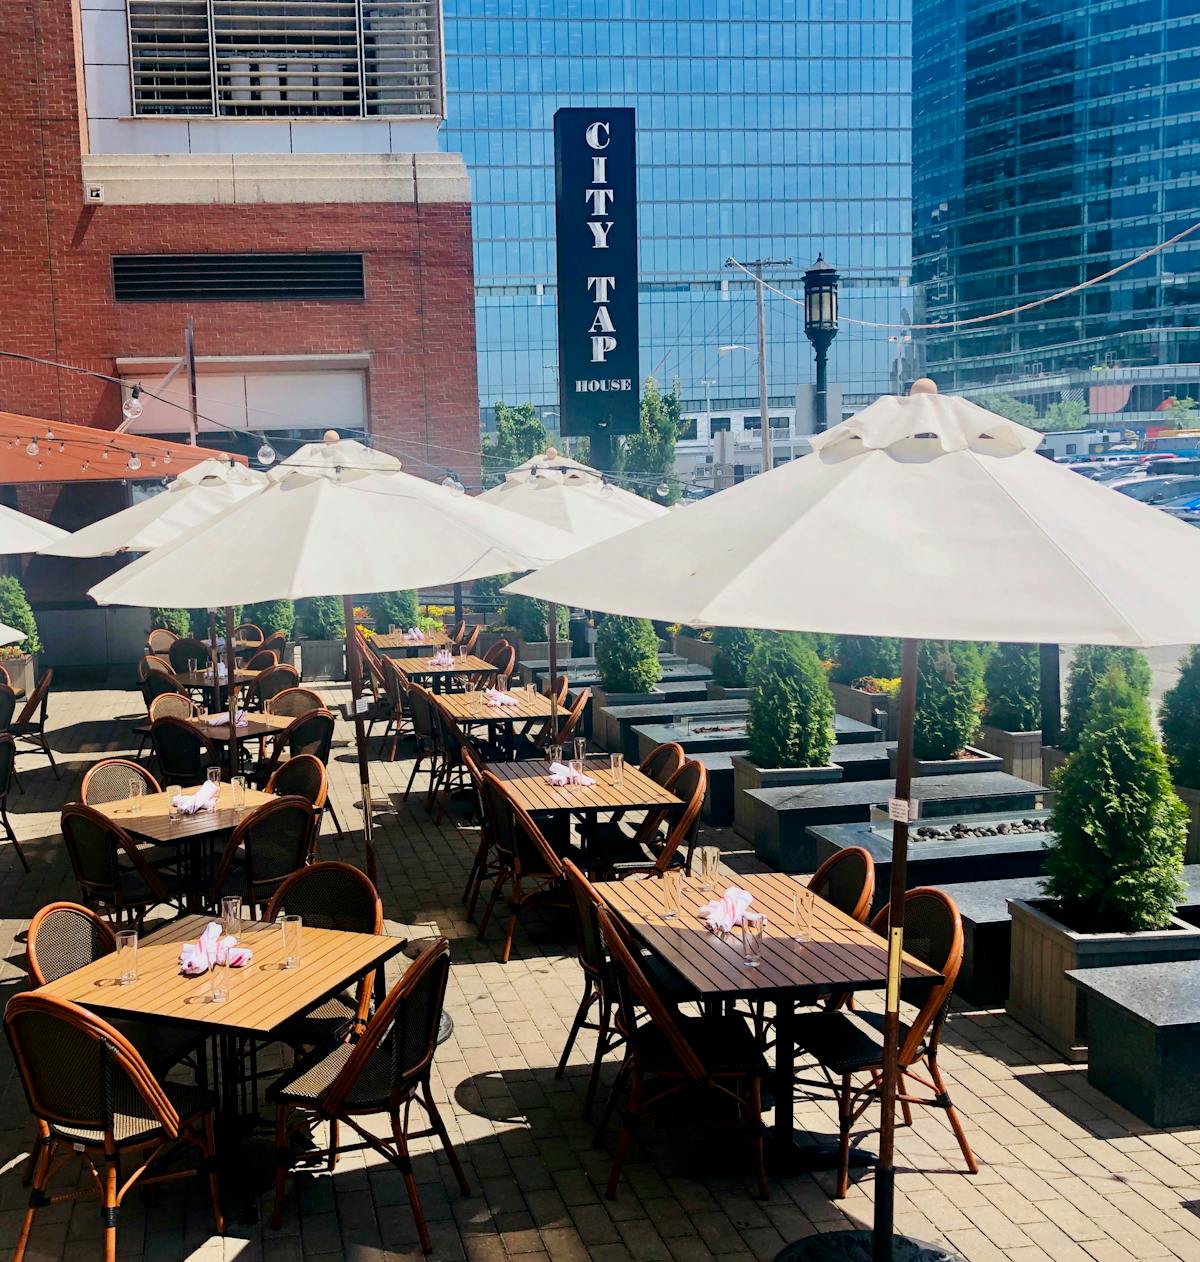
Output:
[
  {"xmin": 298, "ymin": 639, "xmax": 345, "ymax": 682},
  {"xmin": 591, "ymin": 687, "xmax": 668, "ymax": 750},
  {"xmin": 829, "ymin": 681, "xmax": 898, "ymax": 738},
  {"xmin": 888, "ymin": 745, "xmax": 1004, "ymax": 778},
  {"xmin": 1007, "ymin": 897, "xmax": 1200, "ymax": 1061},
  {"xmin": 731, "ymin": 753, "xmax": 842, "ymax": 843},
  {"xmin": 1175, "ymin": 784, "xmax": 1200, "ymax": 863},
  {"xmin": 707, "ymin": 683, "xmax": 750, "ymax": 701},
  {"xmin": 1, "ymin": 652, "xmax": 37, "ymax": 695},
  {"xmin": 975, "ymin": 725, "xmax": 1043, "ymax": 783},
  {"xmin": 475, "ymin": 629, "xmax": 517, "ymax": 657},
  {"xmin": 1041, "ymin": 744, "xmax": 1068, "ymax": 786},
  {"xmin": 515, "ymin": 638, "xmax": 572, "ymax": 666},
  {"xmin": 672, "ymin": 634, "xmax": 716, "ymax": 669}
]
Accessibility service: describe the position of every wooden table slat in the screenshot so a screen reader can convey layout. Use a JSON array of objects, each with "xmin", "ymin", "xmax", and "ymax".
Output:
[
  {"xmin": 489, "ymin": 758, "xmax": 680, "ymax": 817},
  {"xmin": 190, "ymin": 711, "xmax": 293, "ymax": 742},
  {"xmin": 176, "ymin": 668, "xmax": 262, "ymax": 689},
  {"xmin": 96, "ymin": 783, "xmax": 276, "ymax": 844},
  {"xmin": 371, "ymin": 630, "xmax": 452, "ymax": 651},
  {"xmin": 393, "ymin": 655, "xmax": 496, "ymax": 679},
  {"xmin": 438, "ymin": 688, "xmax": 555, "ymax": 724}
]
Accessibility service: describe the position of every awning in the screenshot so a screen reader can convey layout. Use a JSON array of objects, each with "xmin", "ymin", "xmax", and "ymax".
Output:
[{"xmin": 0, "ymin": 411, "xmax": 246, "ymax": 484}]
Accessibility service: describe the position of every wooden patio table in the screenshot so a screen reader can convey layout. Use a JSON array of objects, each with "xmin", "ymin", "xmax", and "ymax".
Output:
[
  {"xmin": 371, "ymin": 629, "xmax": 453, "ymax": 656},
  {"xmin": 599, "ymin": 871, "xmax": 941, "ymax": 1173},
  {"xmin": 392, "ymin": 654, "xmax": 497, "ymax": 694},
  {"xmin": 438, "ymin": 686, "xmax": 556, "ymax": 758}
]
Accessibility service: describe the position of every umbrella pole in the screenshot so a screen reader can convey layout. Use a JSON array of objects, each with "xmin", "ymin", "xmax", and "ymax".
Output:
[
  {"xmin": 547, "ymin": 601, "xmax": 559, "ymax": 737},
  {"xmin": 874, "ymin": 636, "xmax": 919, "ymax": 1261},
  {"xmin": 453, "ymin": 582, "xmax": 464, "ymax": 628},
  {"xmin": 343, "ymin": 595, "xmax": 377, "ymax": 887},
  {"xmin": 207, "ymin": 609, "xmax": 220, "ymax": 707},
  {"xmin": 223, "ymin": 606, "xmax": 238, "ymax": 781}
]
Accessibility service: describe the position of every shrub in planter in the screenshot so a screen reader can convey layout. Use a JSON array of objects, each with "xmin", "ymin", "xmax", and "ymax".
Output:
[
  {"xmin": 1060, "ymin": 644, "xmax": 1150, "ymax": 753},
  {"xmin": 913, "ymin": 641, "xmax": 986, "ymax": 760},
  {"xmin": 830, "ymin": 635, "xmax": 900, "ymax": 685},
  {"xmin": 0, "ymin": 577, "xmax": 40, "ymax": 655},
  {"xmin": 1160, "ymin": 646, "xmax": 1200, "ymax": 790},
  {"xmin": 747, "ymin": 633, "xmax": 835, "ymax": 768},
  {"xmin": 504, "ymin": 593, "xmax": 567, "ymax": 644},
  {"xmin": 595, "ymin": 615, "xmax": 661, "ymax": 694},
  {"xmin": 189, "ymin": 606, "xmax": 243, "ymax": 639},
  {"xmin": 471, "ymin": 573, "xmax": 512, "ymax": 624},
  {"xmin": 712, "ymin": 627, "xmax": 759, "ymax": 689},
  {"xmin": 297, "ymin": 596, "xmax": 345, "ymax": 640},
  {"xmin": 1043, "ymin": 669, "xmax": 1186, "ymax": 932},
  {"xmin": 984, "ymin": 642, "xmax": 1040, "ymax": 732},
  {"xmin": 244, "ymin": 599, "xmax": 295, "ymax": 639},
  {"xmin": 150, "ymin": 607, "xmax": 191, "ymax": 639},
  {"xmin": 368, "ymin": 590, "xmax": 419, "ymax": 632}
]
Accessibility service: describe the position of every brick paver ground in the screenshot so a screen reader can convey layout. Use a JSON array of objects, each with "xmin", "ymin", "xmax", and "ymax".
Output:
[{"xmin": 2, "ymin": 680, "xmax": 1200, "ymax": 1262}]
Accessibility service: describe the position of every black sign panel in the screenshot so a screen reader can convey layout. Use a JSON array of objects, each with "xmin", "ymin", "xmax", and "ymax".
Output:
[{"xmin": 554, "ymin": 107, "xmax": 640, "ymax": 437}]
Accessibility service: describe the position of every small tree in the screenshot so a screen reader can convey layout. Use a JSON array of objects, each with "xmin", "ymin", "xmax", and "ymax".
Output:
[
  {"xmin": 481, "ymin": 402, "xmax": 548, "ymax": 487},
  {"xmin": 1161, "ymin": 395, "xmax": 1199, "ymax": 429},
  {"xmin": 504, "ymin": 593, "xmax": 566, "ymax": 644},
  {"xmin": 983, "ymin": 642, "xmax": 1040, "ymax": 732},
  {"xmin": 0, "ymin": 577, "xmax": 41, "ymax": 655},
  {"xmin": 712, "ymin": 627, "xmax": 759, "ymax": 688},
  {"xmin": 1160, "ymin": 645, "xmax": 1200, "ymax": 789},
  {"xmin": 977, "ymin": 393, "xmax": 1038, "ymax": 423},
  {"xmin": 1033, "ymin": 399, "xmax": 1088, "ymax": 432},
  {"xmin": 297, "ymin": 596, "xmax": 345, "ymax": 640},
  {"xmin": 913, "ymin": 641, "xmax": 986, "ymax": 760},
  {"xmin": 595, "ymin": 615, "xmax": 661, "ymax": 694},
  {"xmin": 369, "ymin": 591, "xmax": 420, "ymax": 631},
  {"xmin": 1043, "ymin": 669, "xmax": 1186, "ymax": 932},
  {"xmin": 149, "ymin": 607, "xmax": 191, "ymax": 639},
  {"xmin": 619, "ymin": 376, "xmax": 681, "ymax": 503},
  {"xmin": 244, "ymin": 600, "xmax": 295, "ymax": 639},
  {"xmin": 472, "ymin": 573, "xmax": 512, "ymax": 623},
  {"xmin": 1060, "ymin": 645, "xmax": 1151, "ymax": 752},
  {"xmin": 747, "ymin": 633, "xmax": 835, "ymax": 768},
  {"xmin": 830, "ymin": 635, "xmax": 901, "ymax": 685}
]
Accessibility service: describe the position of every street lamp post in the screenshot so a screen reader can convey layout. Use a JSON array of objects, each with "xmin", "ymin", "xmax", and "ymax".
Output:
[
  {"xmin": 726, "ymin": 255, "xmax": 790, "ymax": 474},
  {"xmin": 803, "ymin": 254, "xmax": 839, "ymax": 434}
]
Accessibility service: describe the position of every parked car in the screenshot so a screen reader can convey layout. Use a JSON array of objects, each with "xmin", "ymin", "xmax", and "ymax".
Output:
[{"xmin": 1110, "ymin": 475, "xmax": 1200, "ymax": 504}]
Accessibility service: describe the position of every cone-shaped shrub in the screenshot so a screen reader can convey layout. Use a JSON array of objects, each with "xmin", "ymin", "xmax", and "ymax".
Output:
[
  {"xmin": 983, "ymin": 642, "xmax": 1040, "ymax": 732},
  {"xmin": 712, "ymin": 627, "xmax": 759, "ymax": 688},
  {"xmin": 595, "ymin": 615, "xmax": 661, "ymax": 694},
  {"xmin": 245, "ymin": 599, "xmax": 295, "ymax": 639},
  {"xmin": 830, "ymin": 635, "xmax": 900, "ymax": 685},
  {"xmin": 913, "ymin": 641, "xmax": 986, "ymax": 760},
  {"xmin": 1160, "ymin": 645, "xmax": 1200, "ymax": 790},
  {"xmin": 1060, "ymin": 645, "xmax": 1150, "ymax": 753},
  {"xmin": 747, "ymin": 632, "xmax": 835, "ymax": 768}
]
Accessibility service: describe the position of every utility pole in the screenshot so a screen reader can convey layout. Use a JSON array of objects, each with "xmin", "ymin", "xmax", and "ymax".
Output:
[
  {"xmin": 726, "ymin": 256, "xmax": 790, "ymax": 474},
  {"xmin": 184, "ymin": 317, "xmax": 199, "ymax": 446}
]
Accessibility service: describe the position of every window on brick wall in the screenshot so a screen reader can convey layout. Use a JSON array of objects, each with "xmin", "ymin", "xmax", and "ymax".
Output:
[{"xmin": 127, "ymin": 1, "xmax": 444, "ymax": 119}]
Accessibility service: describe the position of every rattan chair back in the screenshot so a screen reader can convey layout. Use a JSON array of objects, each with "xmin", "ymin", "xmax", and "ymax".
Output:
[
  {"xmin": 450, "ymin": 619, "xmax": 467, "ymax": 645},
  {"xmin": 562, "ymin": 859, "xmax": 607, "ymax": 982},
  {"xmin": 809, "ymin": 846, "xmax": 875, "ymax": 924},
  {"xmin": 141, "ymin": 673, "xmax": 185, "ymax": 709},
  {"xmin": 479, "ymin": 771, "xmax": 561, "ymax": 879},
  {"xmin": 265, "ymin": 686, "xmax": 324, "ymax": 718},
  {"xmin": 0, "ymin": 734, "xmax": 17, "ymax": 798},
  {"xmin": 233, "ymin": 624, "xmax": 264, "ymax": 644},
  {"xmin": 265, "ymin": 754, "xmax": 328, "ymax": 810},
  {"xmin": 640, "ymin": 741, "xmax": 686, "ymax": 786},
  {"xmin": 0, "ymin": 685, "xmax": 17, "ymax": 731},
  {"xmin": 553, "ymin": 687, "xmax": 590, "ymax": 745},
  {"xmin": 143, "ymin": 654, "xmax": 175, "ymax": 678},
  {"xmin": 868, "ymin": 888, "xmax": 964, "ymax": 1065},
  {"xmin": 169, "ymin": 638, "xmax": 211, "ymax": 674},
  {"xmin": 150, "ymin": 715, "xmax": 216, "ymax": 786},
  {"xmin": 148, "ymin": 692, "xmax": 195, "ymax": 723},
  {"xmin": 409, "ymin": 683, "xmax": 435, "ymax": 743},
  {"xmin": 260, "ymin": 631, "xmax": 288, "ymax": 659},
  {"xmin": 26, "ymin": 901, "xmax": 117, "ymax": 986},
  {"xmin": 14, "ymin": 670, "xmax": 52, "ymax": 728},
  {"xmin": 246, "ymin": 649, "xmax": 280, "ymax": 672},
  {"xmin": 282, "ymin": 709, "xmax": 335, "ymax": 763},
  {"xmin": 655, "ymin": 759, "xmax": 708, "ymax": 873},
  {"xmin": 545, "ymin": 674, "xmax": 569, "ymax": 706},
  {"xmin": 265, "ymin": 861, "xmax": 381, "ymax": 934},
  {"xmin": 209, "ymin": 795, "xmax": 316, "ymax": 908},
  {"xmin": 146, "ymin": 628, "xmax": 178, "ymax": 655},
  {"xmin": 81, "ymin": 758, "xmax": 161, "ymax": 806},
  {"xmin": 60, "ymin": 803, "xmax": 166, "ymax": 912},
  {"xmin": 256, "ymin": 664, "xmax": 300, "ymax": 706},
  {"xmin": 462, "ymin": 625, "xmax": 480, "ymax": 654}
]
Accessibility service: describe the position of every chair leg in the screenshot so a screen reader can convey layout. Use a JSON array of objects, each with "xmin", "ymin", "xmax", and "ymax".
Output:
[
  {"xmin": 898, "ymin": 1071, "xmax": 914, "ymax": 1127},
  {"xmin": 605, "ymin": 1071, "xmax": 642, "ymax": 1199},
  {"xmin": 583, "ymin": 993, "xmax": 612, "ymax": 1119},
  {"xmin": 556, "ymin": 977, "xmax": 595, "ymax": 1081},
  {"xmin": 390, "ymin": 1109, "xmax": 431, "ymax": 1254},
  {"xmin": 202, "ymin": 1110, "xmax": 224, "ymax": 1234},
  {"xmin": 748, "ymin": 1075, "xmax": 769, "ymax": 1200},
  {"xmin": 3, "ymin": 805, "xmax": 29, "ymax": 872},
  {"xmin": 403, "ymin": 750, "xmax": 426, "ymax": 801},
  {"xmin": 593, "ymin": 1054, "xmax": 632, "ymax": 1146},
  {"xmin": 326, "ymin": 799, "xmax": 344, "ymax": 840},
  {"xmin": 270, "ymin": 1101, "xmax": 289, "ymax": 1230},
  {"xmin": 12, "ymin": 1135, "xmax": 52, "ymax": 1262},
  {"xmin": 102, "ymin": 1154, "xmax": 119, "ymax": 1262},
  {"xmin": 421, "ymin": 1080, "xmax": 470, "ymax": 1195},
  {"xmin": 462, "ymin": 835, "xmax": 488, "ymax": 913},
  {"xmin": 43, "ymin": 736, "xmax": 59, "ymax": 780},
  {"xmin": 500, "ymin": 874, "xmax": 522, "ymax": 964},
  {"xmin": 929, "ymin": 1057, "xmax": 978, "ymax": 1175},
  {"xmin": 19, "ymin": 1121, "xmax": 47, "ymax": 1186},
  {"xmin": 836, "ymin": 1072, "xmax": 853, "ymax": 1199},
  {"xmin": 476, "ymin": 867, "xmax": 508, "ymax": 941}
]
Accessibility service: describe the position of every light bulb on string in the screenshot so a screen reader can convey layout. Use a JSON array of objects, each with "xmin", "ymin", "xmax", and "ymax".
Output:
[
  {"xmin": 122, "ymin": 385, "xmax": 143, "ymax": 421},
  {"xmin": 441, "ymin": 471, "xmax": 465, "ymax": 496},
  {"xmin": 58, "ymin": 442, "xmax": 65, "ymax": 454},
  {"xmin": 257, "ymin": 439, "xmax": 277, "ymax": 467},
  {"xmin": 127, "ymin": 454, "xmax": 141, "ymax": 472},
  {"xmin": 655, "ymin": 482, "xmax": 670, "ymax": 499},
  {"xmin": 163, "ymin": 452, "xmax": 171, "ymax": 466},
  {"xmin": 81, "ymin": 461, "xmax": 89, "ymax": 472},
  {"xmin": 101, "ymin": 447, "xmax": 109, "ymax": 460},
  {"xmin": 44, "ymin": 428, "xmax": 54, "ymax": 441},
  {"xmin": 25, "ymin": 440, "xmax": 38, "ymax": 457}
]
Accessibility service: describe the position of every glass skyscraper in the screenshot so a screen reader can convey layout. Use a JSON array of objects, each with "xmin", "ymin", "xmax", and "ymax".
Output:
[
  {"xmin": 912, "ymin": 0, "xmax": 1200, "ymax": 397},
  {"xmin": 441, "ymin": 0, "xmax": 912, "ymax": 441}
]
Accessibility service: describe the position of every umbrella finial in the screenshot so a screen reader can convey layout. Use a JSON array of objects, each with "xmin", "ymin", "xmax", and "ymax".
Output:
[
  {"xmin": 910, "ymin": 378, "xmax": 938, "ymax": 396},
  {"xmin": 545, "ymin": 446, "xmax": 558, "ymax": 460},
  {"xmin": 323, "ymin": 429, "xmax": 340, "ymax": 444}
]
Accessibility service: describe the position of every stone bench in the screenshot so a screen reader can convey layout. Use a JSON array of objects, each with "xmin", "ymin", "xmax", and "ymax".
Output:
[
  {"xmin": 750, "ymin": 772, "xmax": 1044, "ymax": 872},
  {"xmin": 1068, "ymin": 960, "xmax": 1200, "ymax": 1127},
  {"xmin": 519, "ymin": 654, "xmax": 686, "ymax": 685},
  {"xmin": 593, "ymin": 698, "xmax": 751, "ymax": 758},
  {"xmin": 831, "ymin": 741, "xmax": 895, "ymax": 782}
]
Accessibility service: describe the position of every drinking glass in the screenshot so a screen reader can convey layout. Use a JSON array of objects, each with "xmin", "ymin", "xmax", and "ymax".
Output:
[
  {"xmin": 496, "ymin": 673, "xmax": 508, "ymax": 691},
  {"xmin": 546, "ymin": 743, "xmax": 563, "ymax": 766},
  {"xmin": 610, "ymin": 752, "xmax": 625, "ymax": 785},
  {"xmin": 790, "ymin": 889, "xmax": 812, "ymax": 944},
  {"xmin": 568, "ymin": 758, "xmax": 584, "ymax": 782},
  {"xmin": 388, "ymin": 623, "xmax": 398, "ymax": 636},
  {"xmin": 221, "ymin": 896, "xmax": 243, "ymax": 937},
  {"xmin": 232, "ymin": 775, "xmax": 247, "ymax": 811},
  {"xmin": 187, "ymin": 657, "xmax": 198, "ymax": 676},
  {"xmin": 281, "ymin": 915, "xmax": 303, "ymax": 970},
  {"xmin": 696, "ymin": 845, "xmax": 720, "ymax": 893},
  {"xmin": 166, "ymin": 785, "xmax": 182, "ymax": 824},
  {"xmin": 207, "ymin": 958, "xmax": 229, "ymax": 1004},
  {"xmin": 661, "ymin": 869, "xmax": 683, "ymax": 920},
  {"xmin": 115, "ymin": 930, "xmax": 137, "ymax": 985},
  {"xmin": 206, "ymin": 767, "xmax": 222, "ymax": 788},
  {"xmin": 573, "ymin": 737, "xmax": 587, "ymax": 764},
  {"xmin": 740, "ymin": 913, "xmax": 767, "ymax": 967}
]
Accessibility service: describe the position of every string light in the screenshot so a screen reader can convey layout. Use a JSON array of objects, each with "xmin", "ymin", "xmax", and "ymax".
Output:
[
  {"xmin": 655, "ymin": 482, "xmax": 671, "ymax": 498},
  {"xmin": 127, "ymin": 454, "xmax": 141, "ymax": 472},
  {"xmin": 44, "ymin": 428, "xmax": 54, "ymax": 441},
  {"xmin": 122, "ymin": 384, "xmax": 143, "ymax": 421},
  {"xmin": 256, "ymin": 438, "xmax": 277, "ymax": 467},
  {"xmin": 25, "ymin": 440, "xmax": 38, "ymax": 457},
  {"xmin": 441, "ymin": 471, "xmax": 466, "ymax": 496}
]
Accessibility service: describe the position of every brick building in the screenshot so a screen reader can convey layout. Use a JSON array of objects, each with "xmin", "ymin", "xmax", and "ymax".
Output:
[{"xmin": 0, "ymin": 0, "xmax": 479, "ymax": 514}]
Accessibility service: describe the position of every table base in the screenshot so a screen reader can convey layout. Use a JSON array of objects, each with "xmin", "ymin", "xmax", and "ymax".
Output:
[
  {"xmin": 765, "ymin": 1131, "xmax": 876, "ymax": 1176},
  {"xmin": 774, "ymin": 1231, "xmax": 965, "ymax": 1262}
]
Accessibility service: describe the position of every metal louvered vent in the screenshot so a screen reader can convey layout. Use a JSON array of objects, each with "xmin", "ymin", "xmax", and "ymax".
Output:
[
  {"xmin": 127, "ymin": 1, "xmax": 443, "ymax": 119},
  {"xmin": 112, "ymin": 254, "xmax": 366, "ymax": 302}
]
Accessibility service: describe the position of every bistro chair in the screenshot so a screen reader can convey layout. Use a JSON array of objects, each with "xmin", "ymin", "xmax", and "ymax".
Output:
[
  {"xmin": 606, "ymin": 759, "xmax": 707, "ymax": 880},
  {"xmin": 449, "ymin": 618, "xmax": 467, "ymax": 645},
  {"xmin": 5, "ymin": 993, "xmax": 222, "ymax": 1262},
  {"xmin": 10, "ymin": 670, "xmax": 58, "ymax": 780},
  {"xmin": 60, "ymin": 803, "xmax": 181, "ymax": 926},
  {"xmin": 265, "ymin": 754, "xmax": 329, "ymax": 845},
  {"xmin": 254, "ymin": 663, "xmax": 301, "ymax": 710},
  {"xmin": 429, "ymin": 699, "xmax": 472, "ymax": 823},
  {"xmin": 461, "ymin": 625, "xmax": 480, "ymax": 655},
  {"xmin": 551, "ymin": 686, "xmax": 590, "ymax": 748},
  {"xmin": 0, "ymin": 662, "xmax": 10, "ymax": 687},
  {"xmin": 233, "ymin": 623, "xmax": 264, "ymax": 645},
  {"xmin": 269, "ymin": 938, "xmax": 469, "ymax": 1251},
  {"xmin": 595, "ymin": 905, "xmax": 769, "ymax": 1200},
  {"xmin": 459, "ymin": 745, "xmax": 496, "ymax": 919},
  {"xmin": 148, "ymin": 692, "xmax": 196, "ymax": 723},
  {"xmin": 809, "ymin": 846, "xmax": 876, "ymax": 925},
  {"xmin": 792, "ymin": 887, "xmax": 978, "ymax": 1198},
  {"xmin": 265, "ymin": 862, "xmax": 383, "ymax": 1048},
  {"xmin": 142, "ymin": 654, "xmax": 177, "ymax": 681},
  {"xmin": 168, "ymin": 637, "xmax": 211, "ymax": 675},
  {"xmin": 476, "ymin": 770, "xmax": 566, "ymax": 964},
  {"xmin": 403, "ymin": 685, "xmax": 442, "ymax": 808},
  {"xmin": 512, "ymin": 673, "xmax": 570, "ymax": 753},
  {"xmin": 262, "ymin": 708, "xmax": 342, "ymax": 836},
  {"xmin": 140, "ymin": 667, "xmax": 184, "ymax": 702},
  {"xmin": 245, "ymin": 648, "xmax": 280, "ymax": 673},
  {"xmin": 379, "ymin": 656, "xmax": 412, "ymax": 759},
  {"xmin": 260, "ymin": 630, "xmax": 288, "ymax": 660},
  {"xmin": 641, "ymin": 741, "xmax": 686, "ymax": 786},
  {"xmin": 265, "ymin": 686, "xmax": 324, "ymax": 718},
  {"xmin": 208, "ymin": 795, "xmax": 316, "ymax": 915},
  {"xmin": 134, "ymin": 676, "xmax": 188, "ymax": 763},
  {"xmin": 592, "ymin": 745, "xmax": 688, "ymax": 869},
  {"xmin": 81, "ymin": 758, "xmax": 160, "ymax": 806},
  {"xmin": 467, "ymin": 640, "xmax": 514, "ymax": 690},
  {"xmin": 0, "ymin": 734, "xmax": 28, "ymax": 871},
  {"xmin": 146, "ymin": 626, "xmax": 179, "ymax": 655},
  {"xmin": 150, "ymin": 715, "xmax": 220, "ymax": 788}
]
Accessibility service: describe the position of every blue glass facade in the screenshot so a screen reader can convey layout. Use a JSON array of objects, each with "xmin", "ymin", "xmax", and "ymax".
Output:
[
  {"xmin": 913, "ymin": 0, "xmax": 1200, "ymax": 394},
  {"xmin": 440, "ymin": 0, "xmax": 912, "ymax": 427}
]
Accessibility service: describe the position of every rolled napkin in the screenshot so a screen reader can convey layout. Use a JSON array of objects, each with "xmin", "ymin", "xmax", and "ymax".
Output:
[
  {"xmin": 179, "ymin": 922, "xmax": 221, "ymax": 975},
  {"xmin": 484, "ymin": 688, "xmax": 520, "ymax": 707},
  {"xmin": 173, "ymin": 779, "xmax": 219, "ymax": 815},
  {"xmin": 206, "ymin": 710, "xmax": 248, "ymax": 728},
  {"xmin": 404, "ymin": 626, "xmax": 424, "ymax": 641},
  {"xmin": 432, "ymin": 650, "xmax": 455, "ymax": 667},
  {"xmin": 546, "ymin": 760, "xmax": 596, "ymax": 787},
  {"xmin": 216, "ymin": 662, "xmax": 229, "ymax": 681},
  {"xmin": 698, "ymin": 886, "xmax": 754, "ymax": 933},
  {"xmin": 216, "ymin": 933, "xmax": 253, "ymax": 968}
]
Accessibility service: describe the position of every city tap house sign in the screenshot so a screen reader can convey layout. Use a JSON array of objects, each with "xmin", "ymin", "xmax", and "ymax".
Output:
[{"xmin": 553, "ymin": 107, "xmax": 640, "ymax": 437}]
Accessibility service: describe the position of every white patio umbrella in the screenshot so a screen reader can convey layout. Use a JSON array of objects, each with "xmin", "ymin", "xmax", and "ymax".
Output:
[
  {"xmin": 88, "ymin": 431, "xmax": 579, "ymax": 878},
  {"xmin": 38, "ymin": 458, "xmax": 266, "ymax": 558},
  {"xmin": 480, "ymin": 447, "xmax": 668, "ymax": 723},
  {"xmin": 0, "ymin": 502, "xmax": 67, "ymax": 553},
  {"xmin": 0, "ymin": 622, "xmax": 27, "ymax": 648},
  {"xmin": 509, "ymin": 380, "xmax": 1200, "ymax": 1259}
]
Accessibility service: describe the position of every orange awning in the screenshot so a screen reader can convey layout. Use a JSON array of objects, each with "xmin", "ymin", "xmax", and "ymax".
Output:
[{"xmin": 0, "ymin": 411, "xmax": 246, "ymax": 484}]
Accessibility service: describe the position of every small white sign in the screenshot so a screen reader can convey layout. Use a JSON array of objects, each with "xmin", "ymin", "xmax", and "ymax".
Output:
[{"xmin": 888, "ymin": 797, "xmax": 910, "ymax": 823}]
